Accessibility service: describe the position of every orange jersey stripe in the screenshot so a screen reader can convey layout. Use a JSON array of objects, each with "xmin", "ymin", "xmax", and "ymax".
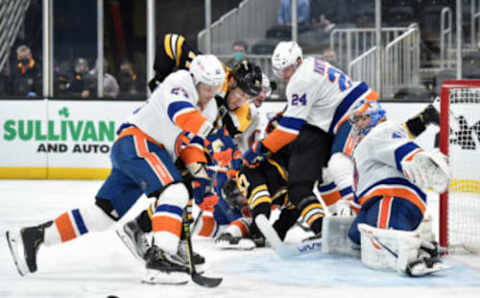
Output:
[
  {"xmin": 133, "ymin": 135, "xmax": 174, "ymax": 185},
  {"xmin": 262, "ymin": 128, "xmax": 297, "ymax": 153},
  {"xmin": 152, "ymin": 215, "xmax": 182, "ymax": 236},
  {"xmin": 55, "ymin": 212, "xmax": 76, "ymax": 242},
  {"xmin": 174, "ymin": 110, "xmax": 208, "ymax": 135},
  {"xmin": 320, "ymin": 190, "xmax": 342, "ymax": 207},
  {"xmin": 377, "ymin": 196, "xmax": 393, "ymax": 229},
  {"xmin": 358, "ymin": 187, "xmax": 426, "ymax": 215}
]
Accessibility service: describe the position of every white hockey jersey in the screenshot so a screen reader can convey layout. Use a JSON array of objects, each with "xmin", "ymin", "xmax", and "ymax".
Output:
[
  {"xmin": 351, "ymin": 120, "xmax": 427, "ymax": 215},
  {"xmin": 127, "ymin": 70, "xmax": 217, "ymax": 160},
  {"xmin": 262, "ymin": 57, "xmax": 378, "ymax": 152}
]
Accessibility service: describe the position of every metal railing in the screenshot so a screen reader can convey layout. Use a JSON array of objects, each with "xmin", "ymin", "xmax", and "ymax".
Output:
[
  {"xmin": 440, "ymin": 7, "xmax": 453, "ymax": 69},
  {"xmin": 384, "ymin": 24, "xmax": 420, "ymax": 98},
  {"xmin": 348, "ymin": 46, "xmax": 378, "ymax": 90},
  {"xmin": 330, "ymin": 26, "xmax": 411, "ymax": 71},
  {"xmin": 198, "ymin": 0, "xmax": 280, "ymax": 54},
  {"xmin": 0, "ymin": 0, "xmax": 31, "ymax": 72}
]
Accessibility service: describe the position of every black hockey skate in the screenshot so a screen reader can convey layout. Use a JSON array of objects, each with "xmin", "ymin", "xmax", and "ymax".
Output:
[
  {"xmin": 6, "ymin": 221, "xmax": 52, "ymax": 276},
  {"xmin": 143, "ymin": 245, "xmax": 190, "ymax": 285},
  {"xmin": 116, "ymin": 220, "xmax": 150, "ymax": 260}
]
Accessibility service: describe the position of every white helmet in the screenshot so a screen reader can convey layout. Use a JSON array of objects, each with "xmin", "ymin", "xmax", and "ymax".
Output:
[
  {"xmin": 190, "ymin": 54, "xmax": 226, "ymax": 87},
  {"xmin": 271, "ymin": 41, "xmax": 303, "ymax": 77}
]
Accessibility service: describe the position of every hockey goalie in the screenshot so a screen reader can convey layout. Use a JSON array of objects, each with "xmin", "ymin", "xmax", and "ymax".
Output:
[{"xmin": 324, "ymin": 99, "xmax": 450, "ymax": 277}]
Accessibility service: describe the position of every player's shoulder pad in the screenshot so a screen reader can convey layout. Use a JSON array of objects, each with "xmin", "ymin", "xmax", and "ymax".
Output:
[
  {"xmin": 286, "ymin": 57, "xmax": 318, "ymax": 97},
  {"xmin": 370, "ymin": 120, "xmax": 408, "ymax": 140},
  {"xmin": 161, "ymin": 69, "xmax": 197, "ymax": 99}
]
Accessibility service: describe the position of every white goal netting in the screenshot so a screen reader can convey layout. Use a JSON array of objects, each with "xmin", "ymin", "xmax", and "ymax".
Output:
[{"xmin": 440, "ymin": 81, "xmax": 480, "ymax": 254}]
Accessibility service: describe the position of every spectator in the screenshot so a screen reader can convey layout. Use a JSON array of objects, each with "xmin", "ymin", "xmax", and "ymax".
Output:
[
  {"xmin": 68, "ymin": 57, "xmax": 95, "ymax": 99},
  {"xmin": 10, "ymin": 45, "xmax": 41, "ymax": 97},
  {"xmin": 89, "ymin": 58, "xmax": 120, "ymax": 98},
  {"xmin": 226, "ymin": 40, "xmax": 248, "ymax": 68},
  {"xmin": 277, "ymin": 0, "xmax": 311, "ymax": 26},
  {"xmin": 117, "ymin": 60, "xmax": 142, "ymax": 98}
]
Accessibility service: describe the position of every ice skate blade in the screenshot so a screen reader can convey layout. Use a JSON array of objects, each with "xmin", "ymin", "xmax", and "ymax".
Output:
[
  {"xmin": 142, "ymin": 269, "xmax": 190, "ymax": 285},
  {"xmin": 115, "ymin": 229, "xmax": 144, "ymax": 261},
  {"xmin": 5, "ymin": 230, "xmax": 29, "ymax": 276}
]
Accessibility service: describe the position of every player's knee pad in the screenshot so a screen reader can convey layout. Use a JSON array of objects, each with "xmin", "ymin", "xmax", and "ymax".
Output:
[
  {"xmin": 80, "ymin": 203, "xmax": 116, "ymax": 232},
  {"xmin": 155, "ymin": 182, "xmax": 189, "ymax": 208}
]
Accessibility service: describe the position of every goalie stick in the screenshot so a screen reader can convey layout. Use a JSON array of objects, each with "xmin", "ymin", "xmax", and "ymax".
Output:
[{"xmin": 182, "ymin": 209, "xmax": 223, "ymax": 287}]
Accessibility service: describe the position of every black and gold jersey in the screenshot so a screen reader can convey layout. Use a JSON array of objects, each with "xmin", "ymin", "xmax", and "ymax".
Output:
[{"xmin": 148, "ymin": 33, "xmax": 201, "ymax": 91}]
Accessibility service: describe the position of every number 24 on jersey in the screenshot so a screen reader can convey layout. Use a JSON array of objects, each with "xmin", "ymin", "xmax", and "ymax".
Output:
[{"xmin": 291, "ymin": 93, "xmax": 307, "ymax": 106}]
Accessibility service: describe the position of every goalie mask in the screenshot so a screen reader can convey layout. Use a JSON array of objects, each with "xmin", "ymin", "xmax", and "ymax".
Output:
[{"xmin": 349, "ymin": 100, "xmax": 386, "ymax": 137}]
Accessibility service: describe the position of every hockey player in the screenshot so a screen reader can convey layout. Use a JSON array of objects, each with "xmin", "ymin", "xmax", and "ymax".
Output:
[
  {"xmin": 119, "ymin": 57, "xmax": 263, "ymax": 260},
  {"xmin": 5, "ymin": 55, "xmax": 226, "ymax": 284},
  {"xmin": 243, "ymin": 41, "xmax": 380, "ymax": 238},
  {"xmin": 343, "ymin": 100, "xmax": 449, "ymax": 276}
]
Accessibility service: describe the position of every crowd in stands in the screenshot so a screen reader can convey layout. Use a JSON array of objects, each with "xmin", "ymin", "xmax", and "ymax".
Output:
[{"xmin": 1, "ymin": 44, "xmax": 146, "ymax": 99}]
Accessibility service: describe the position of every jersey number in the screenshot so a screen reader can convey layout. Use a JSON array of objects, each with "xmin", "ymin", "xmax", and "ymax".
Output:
[
  {"xmin": 314, "ymin": 59, "xmax": 352, "ymax": 92},
  {"xmin": 171, "ymin": 87, "xmax": 189, "ymax": 98},
  {"xmin": 291, "ymin": 93, "xmax": 307, "ymax": 106}
]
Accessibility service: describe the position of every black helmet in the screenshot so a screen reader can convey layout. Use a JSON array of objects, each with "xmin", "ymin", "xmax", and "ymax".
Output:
[{"xmin": 232, "ymin": 60, "xmax": 262, "ymax": 97}]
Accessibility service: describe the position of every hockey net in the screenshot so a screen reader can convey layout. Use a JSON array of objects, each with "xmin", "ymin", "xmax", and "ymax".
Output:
[{"xmin": 439, "ymin": 80, "xmax": 480, "ymax": 254}]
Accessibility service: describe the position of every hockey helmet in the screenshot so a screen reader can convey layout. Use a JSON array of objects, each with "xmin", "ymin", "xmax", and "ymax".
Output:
[
  {"xmin": 231, "ymin": 60, "xmax": 262, "ymax": 97},
  {"xmin": 349, "ymin": 100, "xmax": 386, "ymax": 136},
  {"xmin": 271, "ymin": 41, "xmax": 303, "ymax": 79},
  {"xmin": 190, "ymin": 55, "xmax": 226, "ymax": 87}
]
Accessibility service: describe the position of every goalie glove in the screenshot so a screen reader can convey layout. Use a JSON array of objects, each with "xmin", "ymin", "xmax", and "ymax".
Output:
[{"xmin": 401, "ymin": 150, "xmax": 450, "ymax": 193}]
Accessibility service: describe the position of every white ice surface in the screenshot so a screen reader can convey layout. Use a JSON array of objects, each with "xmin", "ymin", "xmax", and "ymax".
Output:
[{"xmin": 1, "ymin": 180, "xmax": 480, "ymax": 298}]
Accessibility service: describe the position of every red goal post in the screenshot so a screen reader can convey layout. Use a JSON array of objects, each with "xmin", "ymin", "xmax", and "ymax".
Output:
[{"xmin": 439, "ymin": 80, "xmax": 480, "ymax": 254}]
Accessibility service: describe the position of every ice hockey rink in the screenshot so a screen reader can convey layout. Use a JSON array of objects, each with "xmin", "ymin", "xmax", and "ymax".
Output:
[{"xmin": 1, "ymin": 179, "xmax": 480, "ymax": 298}]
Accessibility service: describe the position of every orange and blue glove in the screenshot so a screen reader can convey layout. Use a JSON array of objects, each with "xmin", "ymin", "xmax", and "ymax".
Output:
[{"xmin": 243, "ymin": 141, "xmax": 269, "ymax": 168}]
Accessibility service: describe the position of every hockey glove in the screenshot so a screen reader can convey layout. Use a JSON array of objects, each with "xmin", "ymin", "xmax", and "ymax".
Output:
[
  {"xmin": 192, "ymin": 177, "xmax": 219, "ymax": 212},
  {"xmin": 243, "ymin": 141, "xmax": 269, "ymax": 168}
]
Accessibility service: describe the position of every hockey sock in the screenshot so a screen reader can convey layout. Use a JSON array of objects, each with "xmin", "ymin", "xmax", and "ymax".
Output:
[{"xmin": 44, "ymin": 205, "xmax": 115, "ymax": 246}]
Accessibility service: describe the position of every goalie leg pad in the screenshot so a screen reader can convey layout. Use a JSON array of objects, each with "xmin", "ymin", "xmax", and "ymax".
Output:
[
  {"xmin": 322, "ymin": 216, "xmax": 359, "ymax": 257},
  {"xmin": 151, "ymin": 182, "xmax": 189, "ymax": 254},
  {"xmin": 358, "ymin": 223, "xmax": 422, "ymax": 273}
]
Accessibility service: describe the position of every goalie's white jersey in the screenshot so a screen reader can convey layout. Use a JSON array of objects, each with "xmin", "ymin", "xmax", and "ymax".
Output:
[
  {"xmin": 127, "ymin": 70, "xmax": 217, "ymax": 160},
  {"xmin": 263, "ymin": 57, "xmax": 377, "ymax": 152},
  {"xmin": 351, "ymin": 120, "xmax": 427, "ymax": 214}
]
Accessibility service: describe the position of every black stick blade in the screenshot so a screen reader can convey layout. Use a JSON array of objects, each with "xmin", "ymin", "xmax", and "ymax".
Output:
[{"xmin": 192, "ymin": 272, "xmax": 223, "ymax": 288}]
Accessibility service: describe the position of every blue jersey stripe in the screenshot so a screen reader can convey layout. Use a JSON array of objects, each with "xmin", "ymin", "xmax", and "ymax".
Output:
[
  {"xmin": 340, "ymin": 186, "xmax": 354, "ymax": 197},
  {"xmin": 394, "ymin": 142, "xmax": 421, "ymax": 172},
  {"xmin": 328, "ymin": 82, "xmax": 369, "ymax": 135},
  {"xmin": 278, "ymin": 116, "xmax": 306, "ymax": 132},
  {"xmin": 167, "ymin": 101, "xmax": 195, "ymax": 122},
  {"xmin": 155, "ymin": 204, "xmax": 183, "ymax": 216},
  {"xmin": 72, "ymin": 209, "xmax": 88, "ymax": 235},
  {"xmin": 318, "ymin": 181, "xmax": 337, "ymax": 193}
]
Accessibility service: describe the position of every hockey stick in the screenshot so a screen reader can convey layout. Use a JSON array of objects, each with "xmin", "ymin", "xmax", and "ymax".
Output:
[
  {"xmin": 182, "ymin": 209, "xmax": 223, "ymax": 287},
  {"xmin": 254, "ymin": 214, "xmax": 323, "ymax": 258}
]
